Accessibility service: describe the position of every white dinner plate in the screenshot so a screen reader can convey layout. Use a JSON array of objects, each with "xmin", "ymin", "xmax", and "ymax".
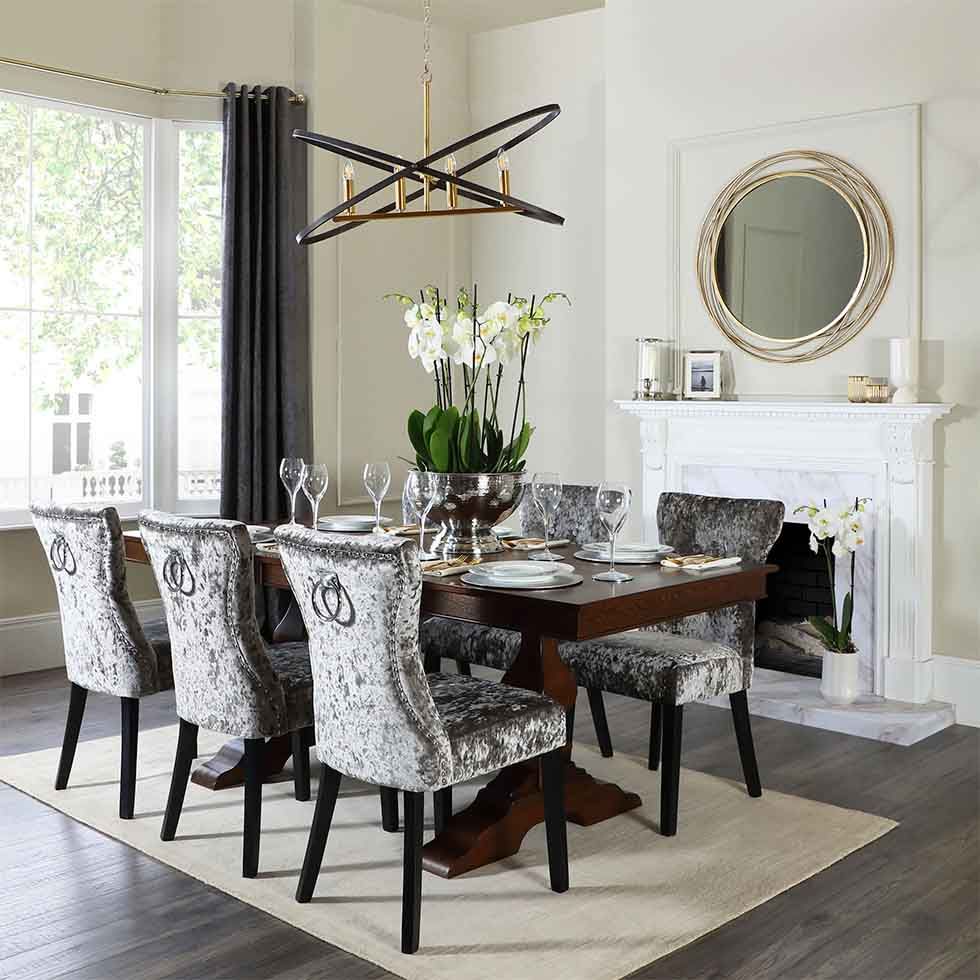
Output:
[
  {"xmin": 582, "ymin": 541, "xmax": 673, "ymax": 556},
  {"xmin": 477, "ymin": 560, "xmax": 575, "ymax": 578},
  {"xmin": 574, "ymin": 550, "xmax": 666, "ymax": 565},
  {"xmin": 461, "ymin": 571, "xmax": 583, "ymax": 590},
  {"xmin": 317, "ymin": 515, "xmax": 392, "ymax": 531}
]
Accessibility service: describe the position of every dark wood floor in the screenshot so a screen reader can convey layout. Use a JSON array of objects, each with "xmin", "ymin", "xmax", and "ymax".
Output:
[{"xmin": 1, "ymin": 667, "xmax": 977, "ymax": 980}]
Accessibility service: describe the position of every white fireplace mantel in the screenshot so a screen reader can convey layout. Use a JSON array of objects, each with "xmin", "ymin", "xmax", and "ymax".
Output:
[{"xmin": 616, "ymin": 399, "xmax": 953, "ymax": 706}]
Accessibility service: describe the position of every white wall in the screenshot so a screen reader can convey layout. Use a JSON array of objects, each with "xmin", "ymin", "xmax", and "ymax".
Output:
[
  {"xmin": 296, "ymin": 0, "xmax": 472, "ymax": 509},
  {"xmin": 468, "ymin": 10, "xmax": 605, "ymax": 483},
  {"xmin": 605, "ymin": 0, "xmax": 980, "ymax": 663}
]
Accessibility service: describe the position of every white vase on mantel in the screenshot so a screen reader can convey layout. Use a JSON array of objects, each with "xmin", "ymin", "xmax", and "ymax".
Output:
[{"xmin": 820, "ymin": 651, "xmax": 860, "ymax": 705}]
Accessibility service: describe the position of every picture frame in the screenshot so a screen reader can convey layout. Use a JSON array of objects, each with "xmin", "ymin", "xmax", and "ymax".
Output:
[{"xmin": 683, "ymin": 350, "xmax": 722, "ymax": 399}]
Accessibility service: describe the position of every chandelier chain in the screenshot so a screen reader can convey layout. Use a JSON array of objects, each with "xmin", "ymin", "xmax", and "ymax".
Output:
[{"xmin": 421, "ymin": 0, "xmax": 432, "ymax": 82}]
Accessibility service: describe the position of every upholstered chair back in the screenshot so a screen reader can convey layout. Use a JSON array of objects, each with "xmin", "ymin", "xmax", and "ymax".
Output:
[
  {"xmin": 31, "ymin": 504, "xmax": 163, "ymax": 699},
  {"xmin": 139, "ymin": 511, "xmax": 289, "ymax": 738},
  {"xmin": 519, "ymin": 483, "xmax": 605, "ymax": 543},
  {"xmin": 276, "ymin": 526, "xmax": 454, "ymax": 793},
  {"xmin": 654, "ymin": 492, "xmax": 785, "ymax": 663}
]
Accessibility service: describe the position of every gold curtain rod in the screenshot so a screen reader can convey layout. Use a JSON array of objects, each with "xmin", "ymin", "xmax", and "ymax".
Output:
[{"xmin": 0, "ymin": 55, "xmax": 305, "ymax": 104}]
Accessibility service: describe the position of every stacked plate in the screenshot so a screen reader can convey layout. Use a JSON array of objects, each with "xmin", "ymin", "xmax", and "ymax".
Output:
[
  {"xmin": 461, "ymin": 560, "xmax": 582, "ymax": 590},
  {"xmin": 316, "ymin": 514, "xmax": 392, "ymax": 532},
  {"xmin": 246, "ymin": 524, "xmax": 275, "ymax": 544},
  {"xmin": 575, "ymin": 541, "xmax": 674, "ymax": 565}
]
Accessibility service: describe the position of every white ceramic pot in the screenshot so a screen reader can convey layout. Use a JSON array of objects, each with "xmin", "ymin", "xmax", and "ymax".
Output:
[{"xmin": 820, "ymin": 650, "xmax": 860, "ymax": 705}]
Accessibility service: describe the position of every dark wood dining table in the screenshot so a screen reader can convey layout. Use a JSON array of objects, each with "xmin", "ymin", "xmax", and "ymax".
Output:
[{"xmin": 124, "ymin": 532, "xmax": 775, "ymax": 878}]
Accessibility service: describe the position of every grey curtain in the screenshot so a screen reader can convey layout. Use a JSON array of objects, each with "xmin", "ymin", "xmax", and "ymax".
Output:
[
  {"xmin": 220, "ymin": 83, "xmax": 311, "ymax": 526},
  {"xmin": 220, "ymin": 83, "xmax": 311, "ymax": 632}
]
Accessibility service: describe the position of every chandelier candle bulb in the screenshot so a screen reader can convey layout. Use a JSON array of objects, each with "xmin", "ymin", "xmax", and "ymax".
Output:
[
  {"xmin": 342, "ymin": 160, "xmax": 356, "ymax": 214},
  {"xmin": 446, "ymin": 154, "xmax": 459, "ymax": 208},
  {"xmin": 395, "ymin": 160, "xmax": 408, "ymax": 212},
  {"xmin": 497, "ymin": 149, "xmax": 511, "ymax": 196}
]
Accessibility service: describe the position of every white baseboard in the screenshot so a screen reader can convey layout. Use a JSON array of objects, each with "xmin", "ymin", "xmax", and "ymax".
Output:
[
  {"xmin": 933, "ymin": 655, "xmax": 980, "ymax": 728},
  {"xmin": 0, "ymin": 601, "xmax": 164, "ymax": 677}
]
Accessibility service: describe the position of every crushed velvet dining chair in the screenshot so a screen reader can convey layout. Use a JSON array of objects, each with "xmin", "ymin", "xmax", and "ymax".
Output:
[
  {"xmin": 31, "ymin": 503, "xmax": 176, "ymax": 820},
  {"xmin": 418, "ymin": 491, "xmax": 785, "ymax": 836},
  {"xmin": 276, "ymin": 526, "xmax": 569, "ymax": 954},
  {"xmin": 139, "ymin": 511, "xmax": 315, "ymax": 878},
  {"xmin": 409, "ymin": 483, "xmax": 605, "ymax": 678}
]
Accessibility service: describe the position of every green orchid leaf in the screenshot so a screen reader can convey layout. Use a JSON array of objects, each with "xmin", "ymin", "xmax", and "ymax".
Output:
[
  {"xmin": 840, "ymin": 592, "xmax": 854, "ymax": 650},
  {"xmin": 422, "ymin": 405, "xmax": 442, "ymax": 444},
  {"xmin": 807, "ymin": 615, "xmax": 839, "ymax": 652},
  {"xmin": 407, "ymin": 409, "xmax": 428, "ymax": 460},
  {"xmin": 512, "ymin": 422, "xmax": 534, "ymax": 467},
  {"xmin": 428, "ymin": 406, "xmax": 458, "ymax": 472}
]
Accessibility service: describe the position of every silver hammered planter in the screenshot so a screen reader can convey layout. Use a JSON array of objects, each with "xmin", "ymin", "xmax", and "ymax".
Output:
[{"xmin": 427, "ymin": 472, "xmax": 525, "ymax": 557}]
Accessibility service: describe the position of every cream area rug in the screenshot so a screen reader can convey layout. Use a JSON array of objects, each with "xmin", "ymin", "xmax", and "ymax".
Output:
[{"xmin": 0, "ymin": 725, "xmax": 895, "ymax": 980}]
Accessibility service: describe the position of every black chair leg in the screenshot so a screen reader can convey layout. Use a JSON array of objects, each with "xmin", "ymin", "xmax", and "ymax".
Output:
[
  {"xmin": 586, "ymin": 687, "xmax": 614, "ymax": 757},
  {"xmin": 541, "ymin": 749, "xmax": 569, "ymax": 893},
  {"xmin": 380, "ymin": 786, "xmax": 399, "ymax": 831},
  {"xmin": 456, "ymin": 660, "xmax": 471, "ymax": 676},
  {"xmin": 55, "ymin": 683, "xmax": 87, "ymax": 790},
  {"xmin": 295, "ymin": 763, "xmax": 342, "ymax": 902},
  {"xmin": 291, "ymin": 727, "xmax": 311, "ymax": 801},
  {"xmin": 433, "ymin": 786, "xmax": 452, "ymax": 835},
  {"xmin": 660, "ymin": 703, "xmax": 683, "ymax": 836},
  {"xmin": 242, "ymin": 737, "xmax": 264, "ymax": 878},
  {"xmin": 566, "ymin": 701, "xmax": 576, "ymax": 744},
  {"xmin": 161, "ymin": 718, "xmax": 199, "ymax": 841},
  {"xmin": 402, "ymin": 790, "xmax": 424, "ymax": 954},
  {"xmin": 730, "ymin": 690, "xmax": 762, "ymax": 798},
  {"xmin": 119, "ymin": 697, "xmax": 139, "ymax": 819},
  {"xmin": 648, "ymin": 703, "xmax": 663, "ymax": 771}
]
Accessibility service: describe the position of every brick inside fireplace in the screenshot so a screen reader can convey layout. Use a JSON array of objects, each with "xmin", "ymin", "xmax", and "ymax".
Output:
[{"xmin": 754, "ymin": 522, "xmax": 834, "ymax": 678}]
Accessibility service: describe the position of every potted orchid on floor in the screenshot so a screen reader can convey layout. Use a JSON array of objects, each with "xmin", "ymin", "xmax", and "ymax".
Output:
[
  {"xmin": 386, "ymin": 284, "xmax": 569, "ymax": 555},
  {"xmin": 794, "ymin": 498, "xmax": 870, "ymax": 705}
]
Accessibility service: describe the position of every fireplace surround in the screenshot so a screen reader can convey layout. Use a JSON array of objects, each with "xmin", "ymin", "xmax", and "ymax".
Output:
[{"xmin": 617, "ymin": 398, "xmax": 954, "ymax": 740}]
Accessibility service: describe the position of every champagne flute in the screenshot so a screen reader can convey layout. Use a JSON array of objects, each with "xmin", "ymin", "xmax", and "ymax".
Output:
[
  {"xmin": 528, "ymin": 471, "xmax": 563, "ymax": 562},
  {"xmin": 363, "ymin": 461, "xmax": 391, "ymax": 533},
  {"xmin": 301, "ymin": 463, "xmax": 329, "ymax": 529},
  {"xmin": 593, "ymin": 482, "xmax": 633, "ymax": 583},
  {"xmin": 405, "ymin": 470, "xmax": 442, "ymax": 560}
]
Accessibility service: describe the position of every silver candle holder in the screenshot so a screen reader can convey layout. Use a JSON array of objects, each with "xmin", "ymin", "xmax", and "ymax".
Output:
[{"xmin": 634, "ymin": 338, "xmax": 674, "ymax": 400}]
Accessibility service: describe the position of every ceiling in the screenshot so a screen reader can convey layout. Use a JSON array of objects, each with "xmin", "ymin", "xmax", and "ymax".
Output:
[{"xmin": 346, "ymin": 0, "xmax": 603, "ymax": 33}]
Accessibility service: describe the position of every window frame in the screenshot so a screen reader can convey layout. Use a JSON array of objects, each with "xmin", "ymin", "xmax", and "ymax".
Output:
[{"xmin": 0, "ymin": 90, "xmax": 222, "ymax": 529}]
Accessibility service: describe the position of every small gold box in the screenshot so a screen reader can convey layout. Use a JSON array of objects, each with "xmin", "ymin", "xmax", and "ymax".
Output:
[
  {"xmin": 848, "ymin": 375, "xmax": 870, "ymax": 403},
  {"xmin": 864, "ymin": 380, "xmax": 890, "ymax": 403}
]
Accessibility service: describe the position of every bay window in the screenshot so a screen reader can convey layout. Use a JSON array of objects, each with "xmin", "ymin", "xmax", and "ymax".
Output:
[{"xmin": 0, "ymin": 91, "xmax": 223, "ymax": 528}]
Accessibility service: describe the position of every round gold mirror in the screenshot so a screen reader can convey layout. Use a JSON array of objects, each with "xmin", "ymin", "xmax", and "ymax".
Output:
[{"xmin": 697, "ymin": 151, "xmax": 893, "ymax": 362}]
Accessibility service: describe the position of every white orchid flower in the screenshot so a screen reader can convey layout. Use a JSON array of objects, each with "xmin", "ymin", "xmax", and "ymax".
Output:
[
  {"xmin": 482, "ymin": 301, "xmax": 518, "ymax": 336},
  {"xmin": 450, "ymin": 314, "xmax": 476, "ymax": 365},
  {"xmin": 808, "ymin": 507, "xmax": 840, "ymax": 540}
]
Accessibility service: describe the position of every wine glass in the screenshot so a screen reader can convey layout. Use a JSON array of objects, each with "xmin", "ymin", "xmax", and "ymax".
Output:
[
  {"xmin": 405, "ymin": 470, "xmax": 442, "ymax": 560},
  {"xmin": 279, "ymin": 457, "xmax": 305, "ymax": 524},
  {"xmin": 593, "ymin": 482, "xmax": 633, "ymax": 583},
  {"xmin": 301, "ymin": 463, "xmax": 329, "ymax": 529},
  {"xmin": 363, "ymin": 461, "xmax": 391, "ymax": 533},
  {"xmin": 528, "ymin": 471, "xmax": 563, "ymax": 562}
]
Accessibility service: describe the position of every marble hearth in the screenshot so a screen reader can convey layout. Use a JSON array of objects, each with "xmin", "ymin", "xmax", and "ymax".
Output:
[{"xmin": 617, "ymin": 398, "xmax": 954, "ymax": 744}]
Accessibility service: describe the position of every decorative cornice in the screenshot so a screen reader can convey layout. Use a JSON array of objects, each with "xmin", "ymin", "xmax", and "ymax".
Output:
[{"xmin": 615, "ymin": 399, "xmax": 953, "ymax": 425}]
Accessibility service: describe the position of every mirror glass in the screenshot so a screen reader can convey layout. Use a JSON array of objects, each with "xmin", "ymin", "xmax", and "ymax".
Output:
[{"xmin": 714, "ymin": 174, "xmax": 866, "ymax": 341}]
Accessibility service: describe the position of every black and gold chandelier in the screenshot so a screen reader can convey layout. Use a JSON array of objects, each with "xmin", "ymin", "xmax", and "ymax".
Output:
[{"xmin": 292, "ymin": 0, "xmax": 564, "ymax": 245}]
